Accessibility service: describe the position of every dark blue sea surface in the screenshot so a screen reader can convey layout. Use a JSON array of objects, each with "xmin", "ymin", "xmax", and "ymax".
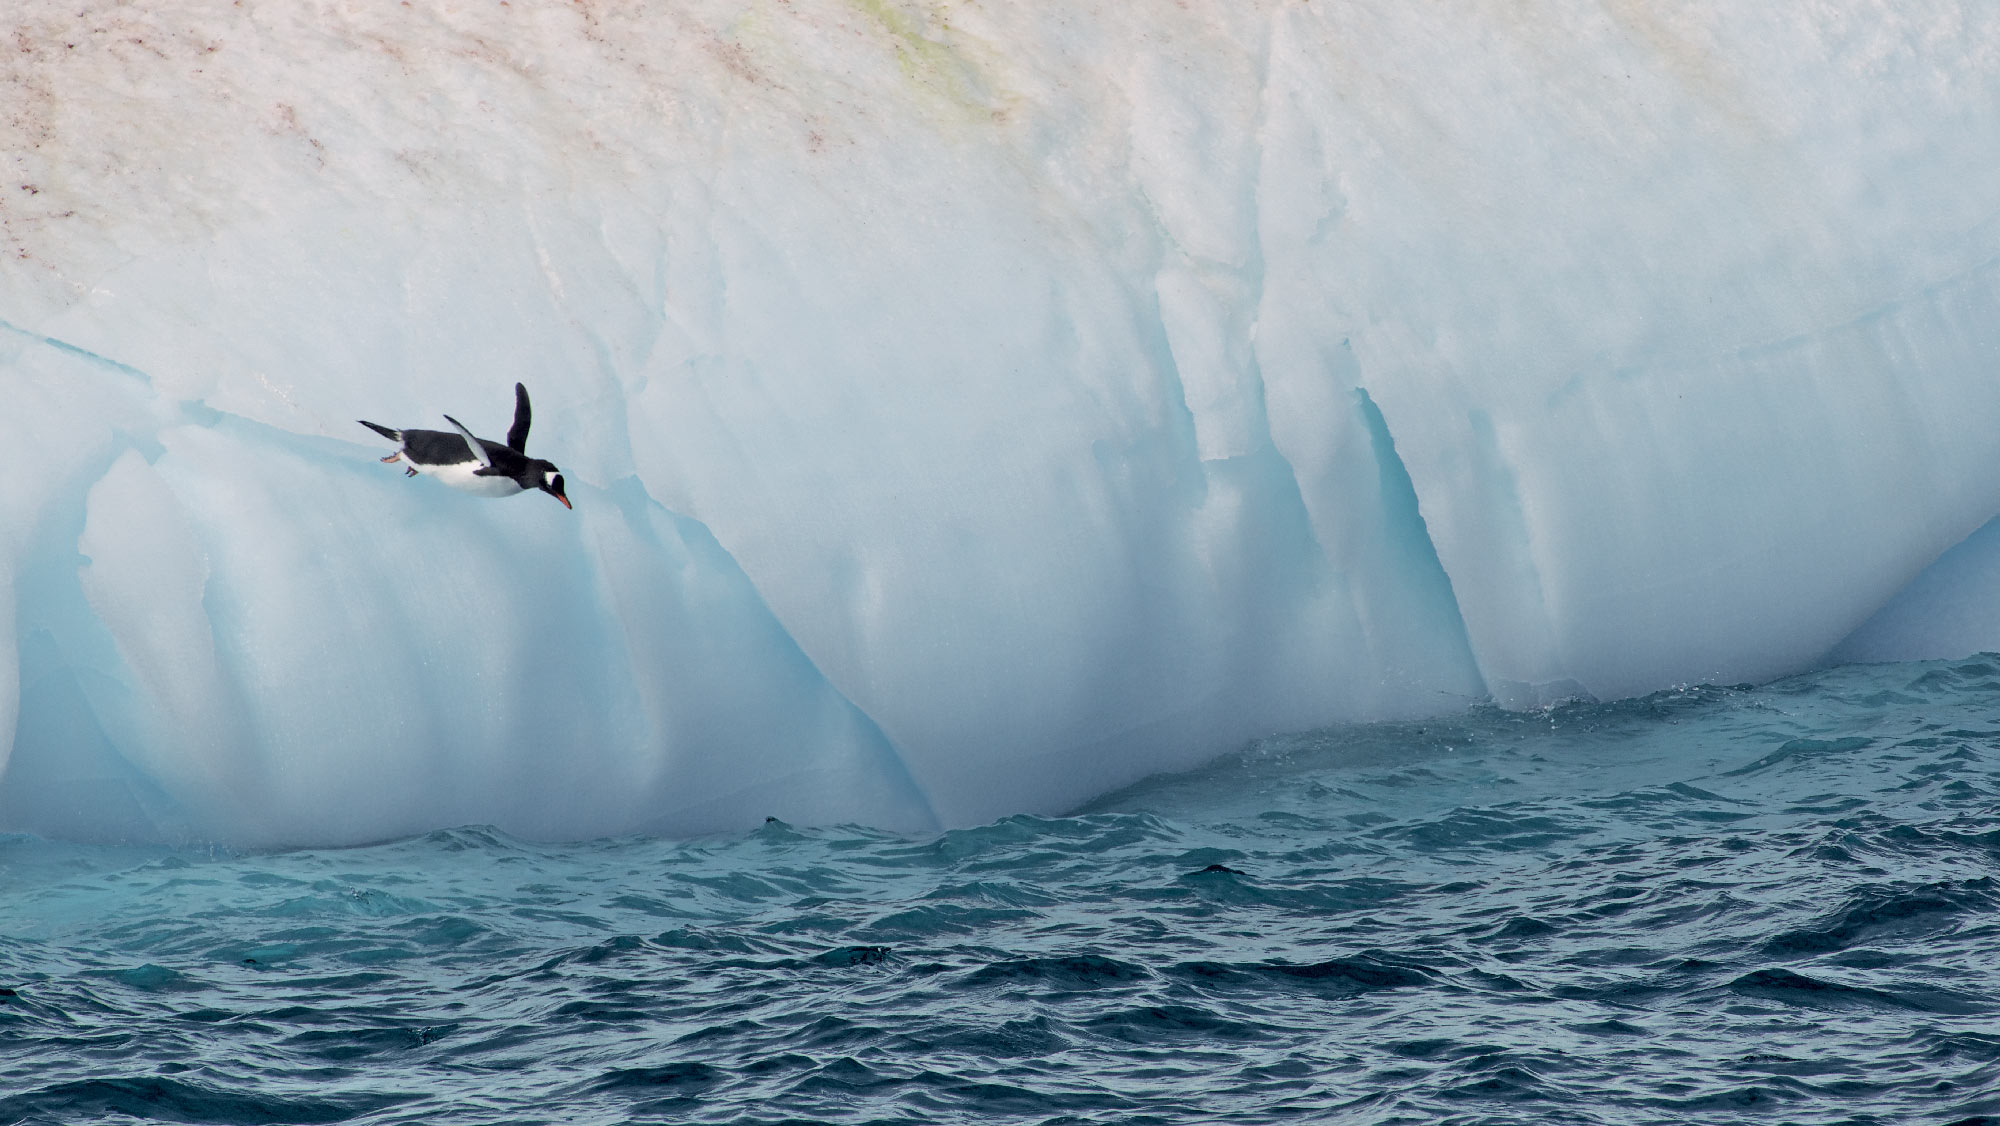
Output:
[{"xmin": 3, "ymin": 657, "xmax": 1999, "ymax": 1125}]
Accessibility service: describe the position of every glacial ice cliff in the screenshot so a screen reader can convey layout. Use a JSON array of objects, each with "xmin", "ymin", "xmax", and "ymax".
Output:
[{"xmin": 4, "ymin": 0, "xmax": 1999, "ymax": 844}]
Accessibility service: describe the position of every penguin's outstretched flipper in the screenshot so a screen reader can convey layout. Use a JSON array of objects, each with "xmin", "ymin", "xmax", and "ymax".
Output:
[
  {"xmin": 506, "ymin": 383, "xmax": 532, "ymax": 452},
  {"xmin": 442, "ymin": 414, "xmax": 495, "ymax": 469}
]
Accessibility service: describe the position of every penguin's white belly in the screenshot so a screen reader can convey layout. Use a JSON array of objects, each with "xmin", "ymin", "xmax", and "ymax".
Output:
[{"xmin": 416, "ymin": 459, "xmax": 524, "ymax": 498}]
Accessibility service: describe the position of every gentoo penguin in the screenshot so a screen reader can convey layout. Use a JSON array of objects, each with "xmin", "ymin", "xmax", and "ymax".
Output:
[{"xmin": 359, "ymin": 383, "xmax": 572, "ymax": 509}]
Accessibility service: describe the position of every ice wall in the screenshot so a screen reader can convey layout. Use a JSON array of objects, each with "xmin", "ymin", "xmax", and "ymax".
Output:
[{"xmin": 4, "ymin": 0, "xmax": 1999, "ymax": 844}]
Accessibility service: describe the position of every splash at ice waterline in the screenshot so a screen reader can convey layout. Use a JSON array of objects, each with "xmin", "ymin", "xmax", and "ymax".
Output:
[{"xmin": 4, "ymin": 0, "xmax": 2000, "ymax": 845}]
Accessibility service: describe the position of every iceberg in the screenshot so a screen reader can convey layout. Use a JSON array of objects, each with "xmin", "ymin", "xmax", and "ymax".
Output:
[{"xmin": 5, "ymin": 0, "xmax": 2000, "ymax": 845}]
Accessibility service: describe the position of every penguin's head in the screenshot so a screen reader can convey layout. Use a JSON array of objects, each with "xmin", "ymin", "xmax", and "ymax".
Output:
[{"xmin": 529, "ymin": 461, "xmax": 572, "ymax": 510}]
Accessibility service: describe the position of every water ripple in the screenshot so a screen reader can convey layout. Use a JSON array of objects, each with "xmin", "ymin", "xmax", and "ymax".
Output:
[{"xmin": 3, "ymin": 657, "xmax": 2000, "ymax": 1122}]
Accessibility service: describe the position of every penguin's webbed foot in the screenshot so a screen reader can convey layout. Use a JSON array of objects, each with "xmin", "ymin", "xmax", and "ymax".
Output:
[{"xmin": 405, "ymin": 467, "xmax": 418, "ymax": 477}]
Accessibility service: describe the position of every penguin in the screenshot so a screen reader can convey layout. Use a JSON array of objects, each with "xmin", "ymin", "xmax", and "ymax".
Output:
[{"xmin": 360, "ymin": 383, "xmax": 572, "ymax": 509}]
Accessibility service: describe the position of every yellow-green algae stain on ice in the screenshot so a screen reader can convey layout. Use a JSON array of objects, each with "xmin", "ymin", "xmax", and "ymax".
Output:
[{"xmin": 845, "ymin": 0, "xmax": 1008, "ymax": 125}]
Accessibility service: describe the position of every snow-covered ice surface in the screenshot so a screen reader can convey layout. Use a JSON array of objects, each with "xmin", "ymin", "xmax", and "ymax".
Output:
[{"xmin": 4, "ymin": 0, "xmax": 2000, "ymax": 845}]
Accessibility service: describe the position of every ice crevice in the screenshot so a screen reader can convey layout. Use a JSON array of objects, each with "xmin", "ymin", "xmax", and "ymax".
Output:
[
  {"xmin": 1350, "ymin": 388, "xmax": 1485, "ymax": 703},
  {"xmin": 0, "ymin": 316, "xmax": 154, "ymax": 389}
]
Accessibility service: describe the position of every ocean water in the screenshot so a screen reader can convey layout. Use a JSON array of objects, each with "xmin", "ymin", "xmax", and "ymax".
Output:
[{"xmin": 2, "ymin": 656, "xmax": 1998, "ymax": 1125}]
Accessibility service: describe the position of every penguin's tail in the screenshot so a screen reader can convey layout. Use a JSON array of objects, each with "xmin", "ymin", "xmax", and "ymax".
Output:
[{"xmin": 358, "ymin": 420, "xmax": 402, "ymax": 442}]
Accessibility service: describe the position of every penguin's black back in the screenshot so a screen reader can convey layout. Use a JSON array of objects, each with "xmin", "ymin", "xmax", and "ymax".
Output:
[{"xmin": 400, "ymin": 428, "xmax": 506, "ymax": 468}]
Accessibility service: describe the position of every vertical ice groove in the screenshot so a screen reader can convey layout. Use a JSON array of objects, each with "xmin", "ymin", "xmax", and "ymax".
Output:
[
  {"xmin": 1, "ymin": 325, "xmax": 165, "ymax": 817},
  {"xmin": 1353, "ymin": 387, "xmax": 1484, "ymax": 699},
  {"xmin": 608, "ymin": 472, "xmax": 941, "ymax": 833},
  {"xmin": 0, "ymin": 593, "xmax": 14, "ymax": 785},
  {"xmin": 78, "ymin": 448, "xmax": 256, "ymax": 830},
  {"xmin": 1459, "ymin": 409, "xmax": 1583, "ymax": 709},
  {"xmin": 1225, "ymin": 5, "xmax": 1305, "ymax": 541},
  {"xmin": 1139, "ymin": 5, "xmax": 1277, "ymax": 471}
]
